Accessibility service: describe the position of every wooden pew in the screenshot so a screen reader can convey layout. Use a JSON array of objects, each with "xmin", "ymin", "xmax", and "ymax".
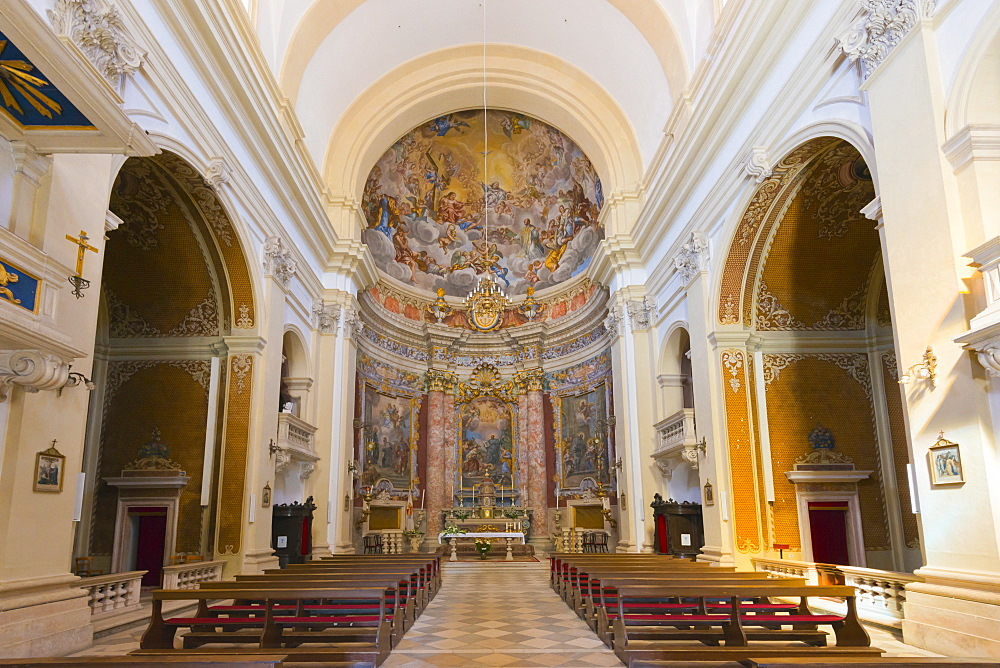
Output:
[
  {"xmin": 586, "ymin": 575, "xmax": 810, "ymax": 643},
  {"xmin": 269, "ymin": 565, "xmax": 432, "ymax": 608},
  {"xmin": 135, "ymin": 587, "xmax": 391, "ymax": 666},
  {"xmin": 610, "ymin": 583, "xmax": 880, "ymax": 667},
  {"xmin": 0, "ymin": 659, "xmax": 288, "ymax": 667},
  {"xmin": 315, "ymin": 556, "xmax": 441, "ymax": 595},
  {"xmin": 198, "ymin": 577, "xmax": 411, "ymax": 646}
]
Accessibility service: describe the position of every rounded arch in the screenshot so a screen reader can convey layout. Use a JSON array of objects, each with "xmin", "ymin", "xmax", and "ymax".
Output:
[
  {"xmin": 323, "ymin": 44, "xmax": 643, "ymax": 208},
  {"xmin": 281, "ymin": 326, "xmax": 311, "ymax": 379},
  {"xmin": 659, "ymin": 322, "xmax": 691, "ymax": 377},
  {"xmin": 278, "ymin": 0, "xmax": 689, "ymax": 112},
  {"xmin": 714, "ymin": 134, "xmax": 878, "ymax": 327},
  {"xmin": 945, "ymin": 1, "xmax": 1000, "ymax": 137}
]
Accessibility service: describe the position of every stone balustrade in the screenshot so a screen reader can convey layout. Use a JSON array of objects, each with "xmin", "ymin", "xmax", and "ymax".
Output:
[
  {"xmin": 752, "ymin": 557, "xmax": 922, "ymax": 628},
  {"xmin": 161, "ymin": 560, "xmax": 226, "ymax": 589},
  {"xmin": 78, "ymin": 570, "xmax": 145, "ymax": 619}
]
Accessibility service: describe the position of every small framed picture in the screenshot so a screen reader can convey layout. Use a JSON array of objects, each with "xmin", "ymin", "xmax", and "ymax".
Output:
[
  {"xmin": 34, "ymin": 442, "xmax": 65, "ymax": 493},
  {"xmin": 262, "ymin": 482, "xmax": 272, "ymax": 508},
  {"xmin": 703, "ymin": 480, "xmax": 714, "ymax": 506},
  {"xmin": 929, "ymin": 435, "xmax": 964, "ymax": 485}
]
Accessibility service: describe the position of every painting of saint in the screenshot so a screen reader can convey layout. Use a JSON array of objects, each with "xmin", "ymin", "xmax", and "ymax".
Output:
[
  {"xmin": 560, "ymin": 383, "xmax": 611, "ymax": 488},
  {"xmin": 360, "ymin": 386, "xmax": 414, "ymax": 488},
  {"xmin": 459, "ymin": 396, "xmax": 515, "ymax": 489},
  {"xmin": 361, "ymin": 109, "xmax": 604, "ymax": 297}
]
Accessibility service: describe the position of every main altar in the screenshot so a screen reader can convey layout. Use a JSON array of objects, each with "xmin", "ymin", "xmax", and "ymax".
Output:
[{"xmin": 441, "ymin": 470, "xmax": 533, "ymax": 535}]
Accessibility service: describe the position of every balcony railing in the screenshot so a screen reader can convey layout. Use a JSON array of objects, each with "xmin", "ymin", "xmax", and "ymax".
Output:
[
  {"xmin": 653, "ymin": 409, "xmax": 697, "ymax": 454},
  {"xmin": 276, "ymin": 413, "xmax": 318, "ymax": 459},
  {"xmin": 78, "ymin": 570, "xmax": 145, "ymax": 619},
  {"xmin": 161, "ymin": 560, "xmax": 226, "ymax": 590},
  {"xmin": 752, "ymin": 557, "xmax": 922, "ymax": 628}
]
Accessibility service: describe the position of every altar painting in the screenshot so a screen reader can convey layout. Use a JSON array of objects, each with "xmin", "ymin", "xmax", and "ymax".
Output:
[
  {"xmin": 459, "ymin": 396, "xmax": 515, "ymax": 489},
  {"xmin": 557, "ymin": 382, "xmax": 611, "ymax": 489},
  {"xmin": 360, "ymin": 385, "xmax": 418, "ymax": 489}
]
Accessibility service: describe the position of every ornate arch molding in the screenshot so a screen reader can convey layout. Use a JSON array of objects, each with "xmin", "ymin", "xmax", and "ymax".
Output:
[
  {"xmin": 717, "ymin": 137, "xmax": 841, "ymax": 327},
  {"xmin": 322, "ymin": 44, "xmax": 643, "ymax": 210},
  {"xmin": 147, "ymin": 152, "xmax": 257, "ymax": 331}
]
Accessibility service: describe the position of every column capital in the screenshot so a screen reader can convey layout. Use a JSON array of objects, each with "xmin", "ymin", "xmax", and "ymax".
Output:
[
  {"xmin": 262, "ymin": 235, "xmax": 298, "ymax": 287},
  {"xmin": 673, "ymin": 231, "xmax": 710, "ymax": 288},
  {"xmin": 312, "ymin": 299, "xmax": 341, "ymax": 335},
  {"xmin": 513, "ymin": 368, "xmax": 545, "ymax": 392},
  {"xmin": 425, "ymin": 369, "xmax": 457, "ymax": 393},
  {"xmin": 838, "ymin": 0, "xmax": 935, "ymax": 79}
]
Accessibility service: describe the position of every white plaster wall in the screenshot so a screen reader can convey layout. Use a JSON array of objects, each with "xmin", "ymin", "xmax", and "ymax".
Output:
[{"xmin": 294, "ymin": 0, "xmax": 670, "ymax": 168}]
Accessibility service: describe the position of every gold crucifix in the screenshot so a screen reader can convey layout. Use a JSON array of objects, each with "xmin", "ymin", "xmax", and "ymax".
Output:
[{"xmin": 65, "ymin": 230, "xmax": 98, "ymax": 277}]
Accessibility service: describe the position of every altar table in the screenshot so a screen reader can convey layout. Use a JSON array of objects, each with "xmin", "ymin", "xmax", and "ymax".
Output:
[{"xmin": 438, "ymin": 531, "xmax": 525, "ymax": 562}]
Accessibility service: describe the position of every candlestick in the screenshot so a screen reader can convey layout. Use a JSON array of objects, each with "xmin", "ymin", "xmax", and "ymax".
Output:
[
  {"xmin": 472, "ymin": 484, "xmax": 476, "ymax": 508},
  {"xmin": 421, "ymin": 487, "xmax": 425, "ymax": 509}
]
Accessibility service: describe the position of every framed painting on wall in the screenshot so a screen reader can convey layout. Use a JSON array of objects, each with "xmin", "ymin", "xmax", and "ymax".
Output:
[
  {"xmin": 34, "ymin": 441, "xmax": 65, "ymax": 492},
  {"xmin": 359, "ymin": 384, "xmax": 419, "ymax": 490},
  {"xmin": 928, "ymin": 434, "xmax": 963, "ymax": 485}
]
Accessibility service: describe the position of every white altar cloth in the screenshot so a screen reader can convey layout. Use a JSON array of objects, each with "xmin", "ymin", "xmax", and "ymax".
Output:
[
  {"xmin": 437, "ymin": 531, "xmax": 524, "ymax": 544},
  {"xmin": 438, "ymin": 531, "xmax": 526, "ymax": 561}
]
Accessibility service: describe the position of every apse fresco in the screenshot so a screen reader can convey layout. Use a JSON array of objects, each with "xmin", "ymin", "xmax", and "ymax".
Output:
[
  {"xmin": 362, "ymin": 109, "xmax": 604, "ymax": 297},
  {"xmin": 559, "ymin": 383, "xmax": 610, "ymax": 488},
  {"xmin": 459, "ymin": 396, "xmax": 515, "ymax": 489},
  {"xmin": 360, "ymin": 385, "xmax": 415, "ymax": 489}
]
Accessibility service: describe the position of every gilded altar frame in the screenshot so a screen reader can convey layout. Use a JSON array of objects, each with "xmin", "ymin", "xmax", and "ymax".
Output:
[{"xmin": 454, "ymin": 364, "xmax": 520, "ymax": 496}]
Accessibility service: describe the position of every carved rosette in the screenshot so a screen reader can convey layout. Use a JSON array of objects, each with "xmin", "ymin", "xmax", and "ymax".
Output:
[
  {"xmin": 838, "ymin": 0, "xmax": 936, "ymax": 77},
  {"xmin": 673, "ymin": 232, "xmax": 710, "ymax": 285},
  {"xmin": 0, "ymin": 350, "xmax": 73, "ymax": 402},
  {"xmin": 48, "ymin": 0, "xmax": 145, "ymax": 88},
  {"xmin": 262, "ymin": 236, "xmax": 297, "ymax": 287},
  {"xmin": 312, "ymin": 300, "xmax": 341, "ymax": 335}
]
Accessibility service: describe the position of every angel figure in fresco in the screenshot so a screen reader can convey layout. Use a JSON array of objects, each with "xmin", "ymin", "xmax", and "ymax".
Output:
[
  {"xmin": 428, "ymin": 114, "xmax": 470, "ymax": 136},
  {"xmin": 500, "ymin": 113, "xmax": 531, "ymax": 139},
  {"xmin": 524, "ymin": 260, "xmax": 542, "ymax": 284},
  {"xmin": 0, "ymin": 264, "xmax": 20, "ymax": 304}
]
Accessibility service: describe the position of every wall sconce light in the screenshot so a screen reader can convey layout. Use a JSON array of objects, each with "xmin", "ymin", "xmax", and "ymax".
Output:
[
  {"xmin": 899, "ymin": 346, "xmax": 937, "ymax": 388},
  {"xmin": 268, "ymin": 439, "xmax": 281, "ymax": 457},
  {"xmin": 57, "ymin": 368, "xmax": 95, "ymax": 396},
  {"xmin": 696, "ymin": 437, "xmax": 707, "ymax": 455}
]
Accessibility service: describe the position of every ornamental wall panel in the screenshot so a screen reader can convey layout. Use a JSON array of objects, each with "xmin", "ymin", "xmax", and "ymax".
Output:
[{"xmin": 720, "ymin": 349, "xmax": 763, "ymax": 553}]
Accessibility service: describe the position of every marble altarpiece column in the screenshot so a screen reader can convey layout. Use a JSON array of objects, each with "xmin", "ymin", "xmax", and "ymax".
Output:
[
  {"xmin": 424, "ymin": 369, "xmax": 456, "ymax": 539},
  {"xmin": 515, "ymin": 369, "xmax": 548, "ymax": 541}
]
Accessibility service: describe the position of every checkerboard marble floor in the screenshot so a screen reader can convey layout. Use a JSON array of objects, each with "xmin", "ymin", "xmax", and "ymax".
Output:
[{"xmin": 72, "ymin": 560, "xmax": 942, "ymax": 667}]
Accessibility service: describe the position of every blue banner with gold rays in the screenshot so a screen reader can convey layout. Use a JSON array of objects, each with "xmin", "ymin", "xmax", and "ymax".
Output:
[
  {"xmin": 0, "ymin": 32, "xmax": 93, "ymax": 129},
  {"xmin": 0, "ymin": 258, "xmax": 40, "ymax": 313}
]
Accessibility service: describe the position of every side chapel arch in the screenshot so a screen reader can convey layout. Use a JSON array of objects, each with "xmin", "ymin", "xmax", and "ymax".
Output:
[{"xmin": 713, "ymin": 137, "xmax": 917, "ymax": 569}]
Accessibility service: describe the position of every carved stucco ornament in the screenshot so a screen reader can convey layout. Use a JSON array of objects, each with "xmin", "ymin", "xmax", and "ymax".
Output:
[
  {"xmin": 0, "ymin": 350, "xmax": 73, "ymax": 402},
  {"xmin": 48, "ymin": 0, "xmax": 145, "ymax": 88},
  {"xmin": 673, "ymin": 232, "xmax": 710, "ymax": 285},
  {"xmin": 312, "ymin": 300, "xmax": 341, "ymax": 335},
  {"xmin": 263, "ymin": 236, "xmax": 297, "ymax": 287},
  {"xmin": 838, "ymin": 0, "xmax": 936, "ymax": 78}
]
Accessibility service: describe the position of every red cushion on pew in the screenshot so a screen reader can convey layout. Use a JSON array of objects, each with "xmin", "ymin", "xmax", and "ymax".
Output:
[
  {"xmin": 741, "ymin": 615, "xmax": 843, "ymax": 623},
  {"xmin": 612, "ymin": 614, "xmax": 729, "ymax": 622},
  {"xmin": 166, "ymin": 618, "xmax": 264, "ymax": 625},
  {"xmin": 275, "ymin": 616, "xmax": 382, "ymax": 624}
]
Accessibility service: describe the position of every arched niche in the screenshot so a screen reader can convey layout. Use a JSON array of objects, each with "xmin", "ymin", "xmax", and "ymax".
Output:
[
  {"xmin": 280, "ymin": 327, "xmax": 312, "ymax": 417},
  {"xmin": 712, "ymin": 137, "xmax": 918, "ymax": 570}
]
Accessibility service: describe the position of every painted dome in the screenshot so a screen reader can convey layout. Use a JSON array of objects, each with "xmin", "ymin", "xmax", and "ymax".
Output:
[{"xmin": 361, "ymin": 109, "xmax": 604, "ymax": 297}]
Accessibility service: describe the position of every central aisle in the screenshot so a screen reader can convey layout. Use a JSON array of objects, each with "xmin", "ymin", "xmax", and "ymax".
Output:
[{"xmin": 384, "ymin": 561, "xmax": 622, "ymax": 667}]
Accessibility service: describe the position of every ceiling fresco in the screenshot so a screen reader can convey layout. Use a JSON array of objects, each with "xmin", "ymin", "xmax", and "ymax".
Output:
[
  {"xmin": 0, "ymin": 32, "xmax": 93, "ymax": 129},
  {"xmin": 362, "ymin": 109, "xmax": 604, "ymax": 298}
]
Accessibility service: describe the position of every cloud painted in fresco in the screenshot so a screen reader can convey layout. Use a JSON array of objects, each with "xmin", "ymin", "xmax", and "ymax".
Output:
[{"xmin": 361, "ymin": 109, "xmax": 603, "ymax": 297}]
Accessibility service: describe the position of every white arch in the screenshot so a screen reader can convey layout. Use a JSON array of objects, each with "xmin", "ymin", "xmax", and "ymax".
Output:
[
  {"xmin": 322, "ymin": 44, "xmax": 643, "ymax": 216},
  {"xmin": 945, "ymin": 1, "xmax": 1000, "ymax": 138}
]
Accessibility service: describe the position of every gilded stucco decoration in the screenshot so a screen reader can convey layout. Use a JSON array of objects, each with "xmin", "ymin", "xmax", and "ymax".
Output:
[
  {"xmin": 425, "ymin": 369, "xmax": 457, "ymax": 393},
  {"xmin": 455, "ymin": 363, "xmax": 518, "ymax": 405}
]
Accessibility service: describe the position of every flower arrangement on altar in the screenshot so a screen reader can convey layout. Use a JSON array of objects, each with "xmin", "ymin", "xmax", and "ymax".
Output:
[
  {"xmin": 442, "ymin": 525, "xmax": 467, "ymax": 536},
  {"xmin": 474, "ymin": 524, "xmax": 500, "ymax": 560},
  {"xmin": 501, "ymin": 508, "xmax": 523, "ymax": 519}
]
